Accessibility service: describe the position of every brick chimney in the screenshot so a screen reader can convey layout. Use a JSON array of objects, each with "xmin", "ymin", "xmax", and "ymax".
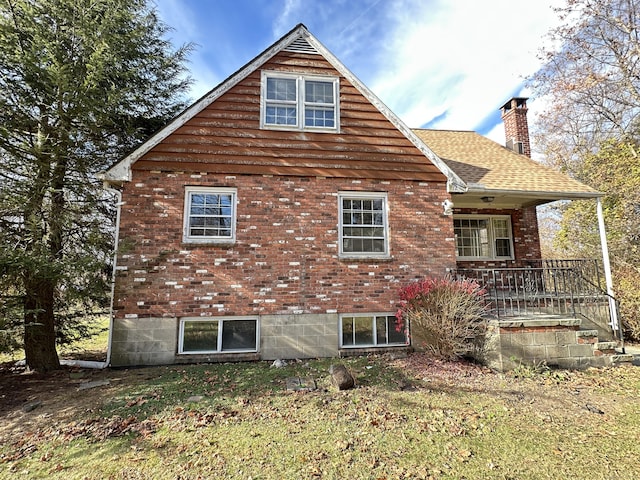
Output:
[{"xmin": 500, "ymin": 97, "xmax": 531, "ymax": 157}]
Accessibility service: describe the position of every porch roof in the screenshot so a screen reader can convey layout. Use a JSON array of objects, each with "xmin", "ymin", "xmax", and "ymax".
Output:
[{"xmin": 412, "ymin": 129, "xmax": 602, "ymax": 208}]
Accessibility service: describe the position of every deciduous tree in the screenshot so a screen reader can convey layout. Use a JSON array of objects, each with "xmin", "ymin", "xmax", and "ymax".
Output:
[{"xmin": 529, "ymin": 0, "xmax": 640, "ymax": 339}]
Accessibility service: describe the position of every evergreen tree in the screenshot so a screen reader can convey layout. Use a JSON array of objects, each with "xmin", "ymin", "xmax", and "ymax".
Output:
[{"xmin": 0, "ymin": 0, "xmax": 192, "ymax": 371}]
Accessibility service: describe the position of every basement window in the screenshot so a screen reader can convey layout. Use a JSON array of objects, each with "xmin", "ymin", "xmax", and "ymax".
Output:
[
  {"xmin": 179, "ymin": 317, "xmax": 258, "ymax": 354},
  {"xmin": 261, "ymin": 71, "xmax": 339, "ymax": 132},
  {"xmin": 453, "ymin": 215, "xmax": 514, "ymax": 260},
  {"xmin": 340, "ymin": 314, "xmax": 407, "ymax": 348},
  {"xmin": 183, "ymin": 187, "xmax": 237, "ymax": 244}
]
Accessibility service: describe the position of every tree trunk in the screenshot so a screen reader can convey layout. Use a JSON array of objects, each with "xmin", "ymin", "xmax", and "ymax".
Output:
[{"xmin": 24, "ymin": 274, "xmax": 60, "ymax": 372}]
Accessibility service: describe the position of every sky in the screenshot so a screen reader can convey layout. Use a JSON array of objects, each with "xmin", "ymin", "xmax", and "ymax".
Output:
[{"xmin": 154, "ymin": 0, "xmax": 563, "ymax": 145}]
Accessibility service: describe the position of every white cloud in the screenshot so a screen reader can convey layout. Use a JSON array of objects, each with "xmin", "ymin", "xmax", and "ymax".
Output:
[
  {"xmin": 153, "ymin": 0, "xmax": 563, "ymax": 146},
  {"xmin": 273, "ymin": 0, "xmax": 302, "ymax": 37},
  {"xmin": 367, "ymin": 0, "xmax": 562, "ymax": 138}
]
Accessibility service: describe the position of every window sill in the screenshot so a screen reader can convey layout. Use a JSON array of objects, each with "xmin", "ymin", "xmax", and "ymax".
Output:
[
  {"xmin": 181, "ymin": 241, "xmax": 236, "ymax": 248},
  {"xmin": 456, "ymin": 257, "xmax": 514, "ymax": 262},
  {"xmin": 262, "ymin": 124, "xmax": 339, "ymax": 134},
  {"xmin": 339, "ymin": 255, "xmax": 393, "ymax": 262},
  {"xmin": 339, "ymin": 345, "xmax": 412, "ymax": 358},
  {"xmin": 175, "ymin": 352, "xmax": 260, "ymax": 364}
]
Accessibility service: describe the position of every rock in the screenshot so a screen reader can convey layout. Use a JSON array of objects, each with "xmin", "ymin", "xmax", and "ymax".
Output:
[
  {"xmin": 22, "ymin": 401, "xmax": 42, "ymax": 413},
  {"xmin": 329, "ymin": 364, "xmax": 355, "ymax": 390},
  {"xmin": 78, "ymin": 379, "xmax": 111, "ymax": 390},
  {"xmin": 270, "ymin": 359, "xmax": 287, "ymax": 368}
]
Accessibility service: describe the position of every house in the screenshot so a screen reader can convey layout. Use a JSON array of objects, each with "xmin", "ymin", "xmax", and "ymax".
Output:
[{"xmin": 102, "ymin": 24, "xmax": 621, "ymax": 369}]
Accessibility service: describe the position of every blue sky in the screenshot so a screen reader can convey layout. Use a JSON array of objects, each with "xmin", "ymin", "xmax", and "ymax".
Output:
[{"xmin": 155, "ymin": 0, "xmax": 562, "ymax": 145}]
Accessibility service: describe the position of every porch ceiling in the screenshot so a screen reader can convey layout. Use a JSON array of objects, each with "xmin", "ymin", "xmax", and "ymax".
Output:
[{"xmin": 452, "ymin": 188, "xmax": 601, "ymax": 209}]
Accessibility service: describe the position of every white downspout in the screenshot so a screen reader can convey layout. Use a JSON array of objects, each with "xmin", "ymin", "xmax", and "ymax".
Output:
[
  {"xmin": 596, "ymin": 197, "xmax": 620, "ymax": 335},
  {"xmin": 104, "ymin": 186, "xmax": 124, "ymax": 368}
]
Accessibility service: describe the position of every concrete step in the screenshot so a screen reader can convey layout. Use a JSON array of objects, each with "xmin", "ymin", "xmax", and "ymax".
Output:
[
  {"xmin": 594, "ymin": 341, "xmax": 618, "ymax": 352},
  {"xmin": 611, "ymin": 354, "xmax": 634, "ymax": 365},
  {"xmin": 576, "ymin": 329, "xmax": 599, "ymax": 338}
]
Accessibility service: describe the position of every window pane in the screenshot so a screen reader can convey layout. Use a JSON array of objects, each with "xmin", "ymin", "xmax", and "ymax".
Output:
[
  {"xmin": 182, "ymin": 321, "xmax": 218, "ymax": 352},
  {"xmin": 267, "ymin": 77, "xmax": 296, "ymax": 101},
  {"xmin": 304, "ymin": 107, "xmax": 335, "ymax": 127},
  {"xmin": 454, "ymin": 218, "xmax": 489, "ymax": 257},
  {"xmin": 305, "ymin": 81, "xmax": 334, "ymax": 103},
  {"xmin": 385, "ymin": 316, "xmax": 406, "ymax": 344},
  {"xmin": 340, "ymin": 195, "xmax": 387, "ymax": 255},
  {"xmin": 376, "ymin": 317, "xmax": 387, "ymax": 344},
  {"xmin": 342, "ymin": 317, "xmax": 354, "ymax": 346},
  {"xmin": 188, "ymin": 192, "xmax": 234, "ymax": 239},
  {"xmin": 265, "ymin": 105, "xmax": 297, "ymax": 125},
  {"xmin": 495, "ymin": 238, "xmax": 511, "ymax": 257},
  {"xmin": 221, "ymin": 320, "xmax": 257, "ymax": 351},
  {"xmin": 353, "ymin": 316, "xmax": 374, "ymax": 345},
  {"xmin": 493, "ymin": 218, "xmax": 509, "ymax": 237}
]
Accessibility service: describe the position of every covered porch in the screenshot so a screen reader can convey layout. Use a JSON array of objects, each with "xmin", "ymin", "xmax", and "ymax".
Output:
[{"xmin": 413, "ymin": 102, "xmax": 626, "ymax": 369}]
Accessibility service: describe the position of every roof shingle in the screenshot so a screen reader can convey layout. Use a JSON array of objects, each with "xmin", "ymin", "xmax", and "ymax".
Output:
[{"xmin": 412, "ymin": 129, "xmax": 600, "ymax": 198}]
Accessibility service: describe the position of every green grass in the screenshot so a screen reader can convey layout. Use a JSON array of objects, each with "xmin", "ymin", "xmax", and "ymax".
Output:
[
  {"xmin": 0, "ymin": 316, "xmax": 109, "ymax": 364},
  {"xmin": 2, "ymin": 354, "xmax": 640, "ymax": 479}
]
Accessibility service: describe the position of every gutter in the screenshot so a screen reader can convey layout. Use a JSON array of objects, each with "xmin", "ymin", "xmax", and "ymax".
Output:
[{"xmin": 103, "ymin": 183, "xmax": 124, "ymax": 369}]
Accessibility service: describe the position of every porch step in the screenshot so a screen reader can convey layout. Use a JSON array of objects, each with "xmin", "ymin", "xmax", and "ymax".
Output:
[
  {"xmin": 487, "ymin": 317, "xmax": 631, "ymax": 371},
  {"xmin": 576, "ymin": 330, "xmax": 599, "ymax": 344},
  {"xmin": 611, "ymin": 354, "xmax": 634, "ymax": 365},
  {"xmin": 593, "ymin": 341, "xmax": 618, "ymax": 354}
]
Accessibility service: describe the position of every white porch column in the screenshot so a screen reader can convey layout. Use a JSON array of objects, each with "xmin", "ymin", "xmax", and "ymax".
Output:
[{"xmin": 596, "ymin": 197, "xmax": 619, "ymax": 332}]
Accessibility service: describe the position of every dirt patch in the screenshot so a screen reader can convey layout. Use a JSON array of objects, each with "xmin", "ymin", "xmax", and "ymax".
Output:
[{"xmin": 0, "ymin": 362, "xmax": 135, "ymax": 444}]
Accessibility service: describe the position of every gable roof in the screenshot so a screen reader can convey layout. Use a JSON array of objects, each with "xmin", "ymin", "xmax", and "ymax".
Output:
[
  {"xmin": 102, "ymin": 24, "xmax": 466, "ymax": 193},
  {"xmin": 412, "ymin": 129, "xmax": 601, "ymax": 206}
]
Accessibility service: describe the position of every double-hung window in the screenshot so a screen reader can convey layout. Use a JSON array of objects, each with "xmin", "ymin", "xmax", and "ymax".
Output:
[
  {"xmin": 179, "ymin": 317, "xmax": 258, "ymax": 354},
  {"xmin": 453, "ymin": 215, "xmax": 514, "ymax": 260},
  {"xmin": 340, "ymin": 314, "xmax": 407, "ymax": 348},
  {"xmin": 261, "ymin": 71, "xmax": 339, "ymax": 132},
  {"xmin": 339, "ymin": 192, "xmax": 389, "ymax": 258},
  {"xmin": 183, "ymin": 187, "xmax": 237, "ymax": 243}
]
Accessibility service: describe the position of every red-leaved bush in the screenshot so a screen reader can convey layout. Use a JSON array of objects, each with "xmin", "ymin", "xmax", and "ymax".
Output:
[{"xmin": 396, "ymin": 276, "xmax": 488, "ymax": 360}]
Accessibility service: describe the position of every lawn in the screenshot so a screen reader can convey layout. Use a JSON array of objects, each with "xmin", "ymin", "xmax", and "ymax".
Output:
[{"xmin": 1, "ymin": 345, "xmax": 639, "ymax": 479}]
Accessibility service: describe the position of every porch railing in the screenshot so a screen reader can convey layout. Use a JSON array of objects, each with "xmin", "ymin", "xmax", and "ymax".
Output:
[{"xmin": 453, "ymin": 260, "xmax": 623, "ymax": 342}]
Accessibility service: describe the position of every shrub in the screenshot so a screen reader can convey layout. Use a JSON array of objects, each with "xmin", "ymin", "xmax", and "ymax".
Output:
[{"xmin": 396, "ymin": 276, "xmax": 488, "ymax": 360}]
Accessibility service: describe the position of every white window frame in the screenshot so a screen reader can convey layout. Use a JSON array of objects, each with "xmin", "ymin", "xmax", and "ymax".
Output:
[
  {"xmin": 183, "ymin": 186, "xmax": 237, "ymax": 244},
  {"xmin": 339, "ymin": 313, "xmax": 408, "ymax": 348},
  {"xmin": 338, "ymin": 191, "xmax": 390, "ymax": 258},
  {"xmin": 178, "ymin": 317, "xmax": 259, "ymax": 354},
  {"xmin": 453, "ymin": 215, "xmax": 514, "ymax": 260},
  {"xmin": 260, "ymin": 70, "xmax": 340, "ymax": 132}
]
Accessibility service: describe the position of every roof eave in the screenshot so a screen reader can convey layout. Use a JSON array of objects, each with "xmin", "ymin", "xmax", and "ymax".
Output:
[
  {"xmin": 102, "ymin": 24, "xmax": 312, "ymax": 185},
  {"xmin": 302, "ymin": 36, "xmax": 467, "ymax": 192},
  {"xmin": 462, "ymin": 185, "xmax": 603, "ymax": 199}
]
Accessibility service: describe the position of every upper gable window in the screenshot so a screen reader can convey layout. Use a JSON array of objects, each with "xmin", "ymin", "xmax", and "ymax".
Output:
[
  {"xmin": 261, "ymin": 71, "xmax": 339, "ymax": 132},
  {"xmin": 183, "ymin": 187, "xmax": 237, "ymax": 244}
]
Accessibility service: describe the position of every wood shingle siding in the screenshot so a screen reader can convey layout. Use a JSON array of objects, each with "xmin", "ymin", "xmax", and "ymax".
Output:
[{"xmin": 134, "ymin": 51, "xmax": 446, "ymax": 182}]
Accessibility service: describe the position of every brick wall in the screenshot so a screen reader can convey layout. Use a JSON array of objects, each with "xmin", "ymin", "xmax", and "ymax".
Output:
[
  {"xmin": 113, "ymin": 171, "xmax": 455, "ymax": 320},
  {"xmin": 501, "ymin": 99, "xmax": 531, "ymax": 158},
  {"xmin": 453, "ymin": 206, "xmax": 541, "ymax": 270}
]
